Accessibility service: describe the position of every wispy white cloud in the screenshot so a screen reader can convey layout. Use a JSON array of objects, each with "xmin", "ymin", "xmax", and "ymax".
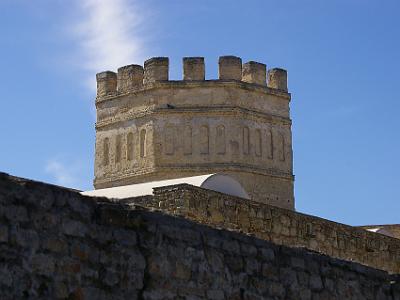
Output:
[
  {"xmin": 45, "ymin": 158, "xmax": 85, "ymax": 189},
  {"xmin": 71, "ymin": 0, "xmax": 150, "ymax": 89}
]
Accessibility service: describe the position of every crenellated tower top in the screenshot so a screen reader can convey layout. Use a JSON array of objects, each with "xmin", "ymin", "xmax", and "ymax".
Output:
[
  {"xmin": 96, "ymin": 56, "xmax": 288, "ymax": 99},
  {"xmin": 93, "ymin": 56, "xmax": 294, "ymax": 210}
]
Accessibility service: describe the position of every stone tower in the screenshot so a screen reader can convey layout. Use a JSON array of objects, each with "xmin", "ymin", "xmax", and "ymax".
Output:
[{"xmin": 94, "ymin": 56, "xmax": 294, "ymax": 210}]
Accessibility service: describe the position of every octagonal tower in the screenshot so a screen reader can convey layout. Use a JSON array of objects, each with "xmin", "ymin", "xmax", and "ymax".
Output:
[{"xmin": 94, "ymin": 56, "xmax": 294, "ymax": 210}]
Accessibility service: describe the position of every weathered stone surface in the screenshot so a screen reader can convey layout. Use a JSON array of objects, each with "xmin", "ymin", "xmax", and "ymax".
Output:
[
  {"xmin": 268, "ymin": 68, "xmax": 288, "ymax": 91},
  {"xmin": 0, "ymin": 225, "xmax": 8, "ymax": 242},
  {"xmin": 242, "ymin": 61, "xmax": 266, "ymax": 85},
  {"xmin": 183, "ymin": 57, "xmax": 205, "ymax": 80},
  {"xmin": 13, "ymin": 228, "xmax": 39, "ymax": 250},
  {"xmin": 62, "ymin": 219, "xmax": 88, "ymax": 237},
  {"xmin": 31, "ymin": 254, "xmax": 55, "ymax": 276},
  {"xmin": 113, "ymin": 228, "xmax": 137, "ymax": 247},
  {"xmin": 0, "ymin": 173, "xmax": 399, "ymax": 299},
  {"xmin": 43, "ymin": 237, "xmax": 68, "ymax": 253},
  {"xmin": 96, "ymin": 71, "xmax": 117, "ymax": 98},
  {"xmin": 4, "ymin": 204, "xmax": 28, "ymax": 222},
  {"xmin": 117, "ymin": 64, "xmax": 144, "ymax": 93}
]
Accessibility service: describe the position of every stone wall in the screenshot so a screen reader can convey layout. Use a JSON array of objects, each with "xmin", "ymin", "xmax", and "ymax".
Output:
[
  {"xmin": 148, "ymin": 184, "xmax": 400, "ymax": 274},
  {"xmin": 0, "ymin": 172, "xmax": 399, "ymax": 299},
  {"xmin": 94, "ymin": 56, "xmax": 294, "ymax": 210}
]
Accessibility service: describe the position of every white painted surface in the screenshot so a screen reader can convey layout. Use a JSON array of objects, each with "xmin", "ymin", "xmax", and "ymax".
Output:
[
  {"xmin": 366, "ymin": 227, "xmax": 395, "ymax": 238},
  {"xmin": 201, "ymin": 174, "xmax": 250, "ymax": 199},
  {"xmin": 81, "ymin": 173, "xmax": 250, "ymax": 200}
]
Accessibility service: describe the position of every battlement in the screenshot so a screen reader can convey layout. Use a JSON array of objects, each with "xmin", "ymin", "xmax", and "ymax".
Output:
[{"xmin": 96, "ymin": 56, "xmax": 288, "ymax": 99}]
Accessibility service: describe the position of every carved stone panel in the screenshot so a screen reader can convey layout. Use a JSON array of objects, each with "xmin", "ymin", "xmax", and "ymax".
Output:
[
  {"xmin": 200, "ymin": 125, "xmax": 209, "ymax": 154},
  {"xmin": 126, "ymin": 132, "xmax": 134, "ymax": 161},
  {"xmin": 266, "ymin": 129, "xmax": 273, "ymax": 159},
  {"xmin": 243, "ymin": 127, "xmax": 250, "ymax": 155},
  {"xmin": 140, "ymin": 129, "xmax": 146, "ymax": 158},
  {"xmin": 255, "ymin": 129, "xmax": 262, "ymax": 157},
  {"xmin": 183, "ymin": 125, "xmax": 192, "ymax": 155},
  {"xmin": 165, "ymin": 126, "xmax": 175, "ymax": 155},
  {"xmin": 279, "ymin": 133, "xmax": 285, "ymax": 162},
  {"xmin": 115, "ymin": 134, "xmax": 122, "ymax": 163},
  {"xmin": 216, "ymin": 125, "xmax": 226, "ymax": 154},
  {"xmin": 103, "ymin": 137, "xmax": 109, "ymax": 166}
]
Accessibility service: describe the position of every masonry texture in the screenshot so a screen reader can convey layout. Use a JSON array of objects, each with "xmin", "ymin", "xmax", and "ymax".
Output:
[
  {"xmin": 94, "ymin": 56, "xmax": 294, "ymax": 210},
  {"xmin": 0, "ymin": 172, "xmax": 399, "ymax": 300}
]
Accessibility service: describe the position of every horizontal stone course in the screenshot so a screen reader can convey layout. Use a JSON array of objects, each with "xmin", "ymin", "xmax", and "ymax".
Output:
[{"xmin": 0, "ymin": 172, "xmax": 399, "ymax": 299}]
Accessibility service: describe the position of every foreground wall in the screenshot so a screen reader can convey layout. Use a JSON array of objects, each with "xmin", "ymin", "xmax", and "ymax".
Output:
[{"xmin": 0, "ymin": 172, "xmax": 399, "ymax": 299}]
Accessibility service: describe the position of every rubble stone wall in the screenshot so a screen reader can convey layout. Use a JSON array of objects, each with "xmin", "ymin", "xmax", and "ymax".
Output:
[
  {"xmin": 0, "ymin": 172, "xmax": 399, "ymax": 299},
  {"xmin": 150, "ymin": 184, "xmax": 400, "ymax": 274}
]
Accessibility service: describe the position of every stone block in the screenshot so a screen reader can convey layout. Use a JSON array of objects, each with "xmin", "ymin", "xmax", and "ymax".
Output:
[
  {"xmin": 183, "ymin": 57, "xmax": 205, "ymax": 80},
  {"xmin": 96, "ymin": 71, "xmax": 117, "ymax": 98},
  {"xmin": 31, "ymin": 254, "xmax": 55, "ymax": 276},
  {"xmin": 80, "ymin": 287, "xmax": 108, "ymax": 300},
  {"xmin": 280, "ymin": 267, "xmax": 298, "ymax": 288},
  {"xmin": 124, "ymin": 269, "xmax": 144, "ymax": 290},
  {"xmin": 245, "ymin": 257, "xmax": 261, "ymax": 274},
  {"xmin": 207, "ymin": 290, "xmax": 225, "ymax": 300},
  {"xmin": 71, "ymin": 241, "xmax": 91, "ymax": 261},
  {"xmin": 103, "ymin": 269, "xmax": 119, "ymax": 287},
  {"xmin": 127, "ymin": 250, "xmax": 146, "ymax": 270},
  {"xmin": 242, "ymin": 61, "xmax": 266, "ymax": 85},
  {"xmin": 259, "ymin": 248, "xmax": 275, "ymax": 261},
  {"xmin": 309, "ymin": 274, "xmax": 323, "ymax": 291},
  {"xmin": 62, "ymin": 219, "xmax": 88, "ymax": 237},
  {"xmin": 60, "ymin": 257, "xmax": 81, "ymax": 274},
  {"xmin": 142, "ymin": 290, "xmax": 176, "ymax": 300},
  {"xmin": 14, "ymin": 228, "xmax": 39, "ymax": 250},
  {"xmin": 0, "ymin": 266, "xmax": 12, "ymax": 287},
  {"xmin": 174, "ymin": 261, "xmax": 192, "ymax": 279},
  {"xmin": 117, "ymin": 64, "xmax": 144, "ymax": 93},
  {"xmin": 43, "ymin": 237, "xmax": 68, "ymax": 253},
  {"xmin": 113, "ymin": 228, "xmax": 137, "ymax": 247},
  {"xmin": 5, "ymin": 205, "xmax": 28, "ymax": 222},
  {"xmin": 297, "ymin": 271, "xmax": 310, "ymax": 285},
  {"xmin": 32, "ymin": 212, "xmax": 60, "ymax": 229},
  {"xmin": 53, "ymin": 281, "xmax": 68, "ymax": 299},
  {"xmin": 291, "ymin": 257, "xmax": 305, "ymax": 269},
  {"xmin": 225, "ymin": 254, "xmax": 244, "ymax": 272},
  {"xmin": 268, "ymin": 281, "xmax": 285, "ymax": 297},
  {"xmin": 144, "ymin": 57, "xmax": 169, "ymax": 84},
  {"xmin": 67, "ymin": 196, "xmax": 93, "ymax": 219},
  {"xmin": 268, "ymin": 68, "xmax": 288, "ymax": 91},
  {"xmin": 0, "ymin": 225, "xmax": 8, "ymax": 243},
  {"xmin": 298, "ymin": 288, "xmax": 312, "ymax": 300},
  {"xmin": 205, "ymin": 249, "xmax": 224, "ymax": 272},
  {"xmin": 218, "ymin": 55, "xmax": 242, "ymax": 80},
  {"xmin": 240, "ymin": 243, "xmax": 257, "ymax": 256},
  {"xmin": 222, "ymin": 239, "xmax": 240, "ymax": 254}
]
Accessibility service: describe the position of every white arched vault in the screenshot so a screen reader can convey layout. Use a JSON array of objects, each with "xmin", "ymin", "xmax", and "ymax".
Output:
[{"xmin": 82, "ymin": 173, "xmax": 250, "ymax": 200}]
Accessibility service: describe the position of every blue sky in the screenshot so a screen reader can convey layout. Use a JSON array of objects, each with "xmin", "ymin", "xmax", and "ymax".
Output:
[{"xmin": 0, "ymin": 0, "xmax": 399, "ymax": 226}]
